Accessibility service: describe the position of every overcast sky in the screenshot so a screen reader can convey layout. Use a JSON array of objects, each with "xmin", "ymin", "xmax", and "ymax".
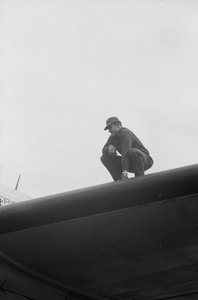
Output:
[{"xmin": 0, "ymin": 0, "xmax": 198, "ymax": 198}]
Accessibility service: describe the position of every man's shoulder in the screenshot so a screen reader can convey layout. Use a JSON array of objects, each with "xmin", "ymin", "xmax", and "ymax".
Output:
[{"xmin": 120, "ymin": 127, "xmax": 133, "ymax": 135}]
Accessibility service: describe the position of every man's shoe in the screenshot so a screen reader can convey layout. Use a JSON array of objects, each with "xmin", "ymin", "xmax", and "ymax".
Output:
[{"xmin": 121, "ymin": 174, "xmax": 128, "ymax": 180}]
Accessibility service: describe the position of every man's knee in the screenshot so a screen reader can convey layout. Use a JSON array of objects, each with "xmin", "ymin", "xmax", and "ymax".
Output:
[
  {"xmin": 100, "ymin": 153, "xmax": 122, "ymax": 168},
  {"xmin": 100, "ymin": 154, "xmax": 111, "ymax": 167},
  {"xmin": 100, "ymin": 154, "xmax": 107, "ymax": 164}
]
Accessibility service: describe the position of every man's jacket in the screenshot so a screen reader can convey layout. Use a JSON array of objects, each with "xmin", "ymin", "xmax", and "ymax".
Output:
[{"xmin": 102, "ymin": 127, "xmax": 151, "ymax": 171}]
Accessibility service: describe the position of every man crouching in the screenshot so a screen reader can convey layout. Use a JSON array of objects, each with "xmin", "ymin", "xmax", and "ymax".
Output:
[{"xmin": 101, "ymin": 117, "xmax": 154, "ymax": 181}]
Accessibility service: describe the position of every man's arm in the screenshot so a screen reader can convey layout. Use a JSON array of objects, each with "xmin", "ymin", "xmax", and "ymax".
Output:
[
  {"xmin": 120, "ymin": 132, "xmax": 132, "ymax": 172},
  {"xmin": 102, "ymin": 136, "xmax": 116, "ymax": 155}
]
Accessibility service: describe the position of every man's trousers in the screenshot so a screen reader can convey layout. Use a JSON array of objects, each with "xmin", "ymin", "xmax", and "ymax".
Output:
[{"xmin": 100, "ymin": 148, "xmax": 153, "ymax": 181}]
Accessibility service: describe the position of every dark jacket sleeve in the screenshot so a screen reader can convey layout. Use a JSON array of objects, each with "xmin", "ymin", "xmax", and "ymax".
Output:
[
  {"xmin": 120, "ymin": 131, "xmax": 132, "ymax": 171},
  {"xmin": 102, "ymin": 136, "xmax": 114, "ymax": 155}
]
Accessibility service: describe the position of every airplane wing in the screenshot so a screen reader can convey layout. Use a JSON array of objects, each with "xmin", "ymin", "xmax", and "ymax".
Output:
[
  {"xmin": 0, "ymin": 182, "xmax": 31, "ymax": 206},
  {"xmin": 0, "ymin": 164, "xmax": 198, "ymax": 300}
]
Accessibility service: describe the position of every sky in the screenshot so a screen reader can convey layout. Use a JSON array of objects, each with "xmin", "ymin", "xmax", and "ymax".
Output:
[{"xmin": 0, "ymin": 0, "xmax": 198, "ymax": 198}]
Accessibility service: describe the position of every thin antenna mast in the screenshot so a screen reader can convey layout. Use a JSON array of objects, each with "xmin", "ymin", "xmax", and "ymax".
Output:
[{"xmin": 15, "ymin": 174, "xmax": 21, "ymax": 190}]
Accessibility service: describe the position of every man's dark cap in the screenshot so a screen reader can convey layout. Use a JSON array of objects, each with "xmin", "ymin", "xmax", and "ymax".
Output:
[{"xmin": 104, "ymin": 117, "xmax": 121, "ymax": 130}]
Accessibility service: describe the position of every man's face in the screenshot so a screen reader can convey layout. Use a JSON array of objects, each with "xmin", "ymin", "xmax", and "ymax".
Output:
[{"xmin": 108, "ymin": 123, "xmax": 120, "ymax": 136}]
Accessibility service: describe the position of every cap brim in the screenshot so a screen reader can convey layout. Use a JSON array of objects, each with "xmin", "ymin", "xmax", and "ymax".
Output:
[{"xmin": 104, "ymin": 121, "xmax": 114, "ymax": 130}]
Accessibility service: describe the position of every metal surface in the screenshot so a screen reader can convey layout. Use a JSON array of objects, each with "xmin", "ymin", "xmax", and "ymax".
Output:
[{"xmin": 0, "ymin": 164, "xmax": 198, "ymax": 300}]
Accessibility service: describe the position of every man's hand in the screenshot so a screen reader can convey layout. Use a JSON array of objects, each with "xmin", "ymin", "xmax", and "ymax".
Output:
[
  {"xmin": 121, "ymin": 170, "xmax": 128, "ymax": 180},
  {"xmin": 108, "ymin": 144, "xmax": 116, "ymax": 156}
]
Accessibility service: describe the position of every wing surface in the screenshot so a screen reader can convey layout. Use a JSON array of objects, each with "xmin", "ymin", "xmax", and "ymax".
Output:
[{"xmin": 0, "ymin": 164, "xmax": 198, "ymax": 300}]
